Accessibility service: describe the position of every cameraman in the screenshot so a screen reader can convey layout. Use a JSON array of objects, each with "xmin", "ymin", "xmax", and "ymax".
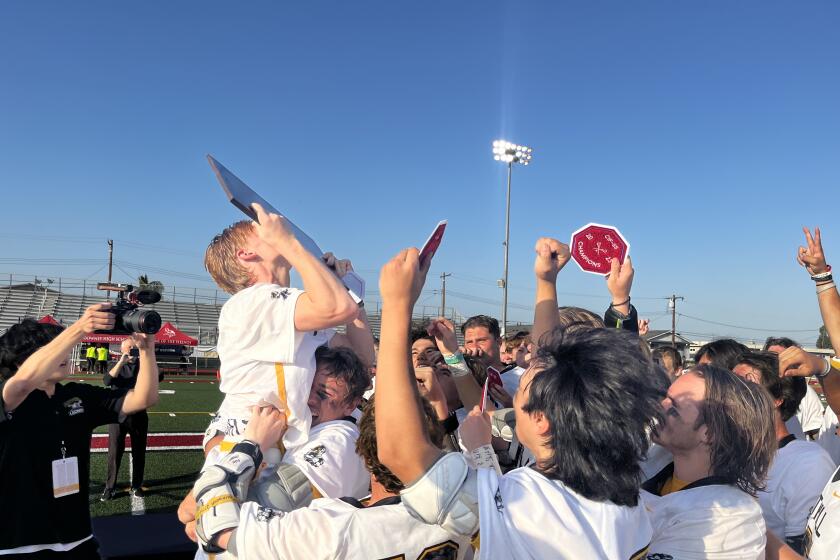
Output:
[
  {"xmin": 101, "ymin": 338, "xmax": 162, "ymax": 501},
  {"xmin": 0, "ymin": 303, "xmax": 159, "ymax": 557}
]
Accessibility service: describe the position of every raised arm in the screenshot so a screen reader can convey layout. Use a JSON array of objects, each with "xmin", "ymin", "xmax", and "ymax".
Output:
[
  {"xmin": 604, "ymin": 256, "xmax": 638, "ymax": 331},
  {"xmin": 375, "ymin": 248, "xmax": 440, "ymax": 485},
  {"xmin": 251, "ymin": 203, "xmax": 357, "ymax": 332},
  {"xmin": 327, "ymin": 253, "xmax": 375, "ymax": 368},
  {"xmin": 120, "ymin": 334, "xmax": 160, "ymax": 415},
  {"xmin": 531, "ymin": 238, "xmax": 571, "ymax": 348},
  {"xmin": 792, "ymin": 227, "xmax": 840, "ymax": 414},
  {"xmin": 2, "ymin": 303, "xmax": 114, "ymax": 412},
  {"xmin": 426, "ymin": 317, "xmax": 485, "ymax": 412}
]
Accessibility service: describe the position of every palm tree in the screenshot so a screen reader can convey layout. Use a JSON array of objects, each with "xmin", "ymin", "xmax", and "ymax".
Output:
[{"xmin": 138, "ymin": 274, "xmax": 164, "ymax": 297}]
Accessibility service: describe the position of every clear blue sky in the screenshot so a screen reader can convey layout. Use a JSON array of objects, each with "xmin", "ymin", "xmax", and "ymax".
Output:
[{"xmin": 1, "ymin": 1, "xmax": 838, "ymax": 345}]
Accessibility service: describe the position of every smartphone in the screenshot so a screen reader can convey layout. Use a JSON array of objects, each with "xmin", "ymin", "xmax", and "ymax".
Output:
[
  {"xmin": 419, "ymin": 220, "xmax": 447, "ymax": 268},
  {"xmin": 486, "ymin": 366, "xmax": 504, "ymax": 392}
]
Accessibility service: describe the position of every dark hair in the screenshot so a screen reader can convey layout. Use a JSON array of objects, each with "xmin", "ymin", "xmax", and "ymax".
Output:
[
  {"xmin": 694, "ymin": 339, "xmax": 749, "ymax": 370},
  {"xmin": 355, "ymin": 395, "xmax": 444, "ymax": 494},
  {"xmin": 522, "ymin": 327, "xmax": 664, "ymax": 506},
  {"xmin": 762, "ymin": 337, "xmax": 799, "ymax": 352},
  {"xmin": 652, "ymin": 346, "xmax": 683, "ymax": 371},
  {"xmin": 692, "ymin": 365, "xmax": 776, "ymax": 496},
  {"xmin": 460, "ymin": 315, "xmax": 500, "ymax": 339},
  {"xmin": 0, "ymin": 320, "xmax": 65, "ymax": 381},
  {"xmin": 314, "ymin": 346, "xmax": 370, "ymax": 406},
  {"xmin": 409, "ymin": 325, "xmax": 434, "ymax": 345},
  {"xmin": 735, "ymin": 351, "xmax": 806, "ymax": 422}
]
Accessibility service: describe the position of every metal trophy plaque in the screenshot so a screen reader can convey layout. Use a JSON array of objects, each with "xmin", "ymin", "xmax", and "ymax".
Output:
[{"xmin": 207, "ymin": 155, "xmax": 365, "ymax": 302}]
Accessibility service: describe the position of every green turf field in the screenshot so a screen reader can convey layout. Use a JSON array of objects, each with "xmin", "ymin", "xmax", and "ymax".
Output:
[{"xmin": 76, "ymin": 375, "xmax": 224, "ymax": 517}]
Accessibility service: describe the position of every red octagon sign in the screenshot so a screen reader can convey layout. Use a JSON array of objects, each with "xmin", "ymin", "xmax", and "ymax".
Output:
[{"xmin": 570, "ymin": 223, "xmax": 630, "ymax": 276}]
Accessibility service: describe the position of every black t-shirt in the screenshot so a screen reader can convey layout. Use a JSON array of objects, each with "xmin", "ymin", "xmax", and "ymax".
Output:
[
  {"xmin": 0, "ymin": 380, "xmax": 125, "ymax": 550},
  {"xmin": 103, "ymin": 359, "xmax": 140, "ymax": 391}
]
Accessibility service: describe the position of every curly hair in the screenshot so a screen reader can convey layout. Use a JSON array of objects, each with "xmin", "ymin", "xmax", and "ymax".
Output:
[
  {"xmin": 522, "ymin": 327, "xmax": 665, "ymax": 506},
  {"xmin": 692, "ymin": 365, "xmax": 776, "ymax": 497},
  {"xmin": 355, "ymin": 395, "xmax": 444, "ymax": 493},
  {"xmin": 0, "ymin": 320, "xmax": 64, "ymax": 381}
]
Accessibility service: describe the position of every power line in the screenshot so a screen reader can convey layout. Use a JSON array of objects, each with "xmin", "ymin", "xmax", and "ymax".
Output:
[{"xmin": 676, "ymin": 312, "xmax": 817, "ymax": 333}]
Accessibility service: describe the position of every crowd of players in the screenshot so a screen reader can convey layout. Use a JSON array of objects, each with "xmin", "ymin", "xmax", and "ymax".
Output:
[{"xmin": 0, "ymin": 204, "xmax": 839, "ymax": 559}]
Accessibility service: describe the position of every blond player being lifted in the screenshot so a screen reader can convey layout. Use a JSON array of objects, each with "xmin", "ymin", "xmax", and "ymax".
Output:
[{"xmin": 181, "ymin": 204, "xmax": 375, "ymax": 552}]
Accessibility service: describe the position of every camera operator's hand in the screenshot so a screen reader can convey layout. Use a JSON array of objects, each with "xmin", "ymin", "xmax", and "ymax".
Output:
[
  {"xmin": 322, "ymin": 252, "xmax": 353, "ymax": 279},
  {"xmin": 77, "ymin": 303, "xmax": 115, "ymax": 334}
]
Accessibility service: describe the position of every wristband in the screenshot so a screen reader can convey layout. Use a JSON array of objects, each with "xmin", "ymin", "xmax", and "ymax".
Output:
[
  {"xmin": 470, "ymin": 444, "xmax": 503, "ymax": 475},
  {"xmin": 444, "ymin": 352, "xmax": 465, "ymax": 365},
  {"xmin": 812, "ymin": 270, "xmax": 832, "ymax": 280},
  {"xmin": 814, "ymin": 274, "xmax": 833, "ymax": 283},
  {"xmin": 446, "ymin": 359, "xmax": 472, "ymax": 379},
  {"xmin": 440, "ymin": 414, "xmax": 459, "ymax": 435},
  {"xmin": 610, "ymin": 297, "xmax": 631, "ymax": 308},
  {"xmin": 817, "ymin": 282, "xmax": 836, "ymax": 294}
]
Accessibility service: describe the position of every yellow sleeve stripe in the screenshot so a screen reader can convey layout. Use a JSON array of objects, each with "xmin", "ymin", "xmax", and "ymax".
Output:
[
  {"xmin": 195, "ymin": 494, "xmax": 238, "ymax": 521},
  {"xmin": 275, "ymin": 362, "xmax": 292, "ymax": 422}
]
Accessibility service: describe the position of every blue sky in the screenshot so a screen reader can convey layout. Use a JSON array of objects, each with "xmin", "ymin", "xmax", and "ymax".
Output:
[{"xmin": 1, "ymin": 1, "xmax": 838, "ymax": 345}]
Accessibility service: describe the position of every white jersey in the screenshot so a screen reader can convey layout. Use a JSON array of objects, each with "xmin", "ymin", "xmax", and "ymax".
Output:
[
  {"xmin": 818, "ymin": 407, "xmax": 840, "ymax": 466},
  {"xmin": 282, "ymin": 419, "xmax": 369, "ymax": 500},
  {"xmin": 796, "ymin": 384, "xmax": 825, "ymax": 433},
  {"xmin": 787, "ymin": 415, "xmax": 807, "ymax": 440},
  {"xmin": 758, "ymin": 438, "xmax": 835, "ymax": 538},
  {"xmin": 233, "ymin": 496, "xmax": 473, "ymax": 560},
  {"xmin": 640, "ymin": 442, "xmax": 673, "ymax": 483},
  {"xmin": 215, "ymin": 283, "xmax": 333, "ymax": 449},
  {"xmin": 476, "ymin": 467, "xmax": 651, "ymax": 559},
  {"xmin": 804, "ymin": 465, "xmax": 840, "ymax": 560},
  {"xmin": 499, "ymin": 365, "xmax": 525, "ymax": 397},
  {"xmin": 642, "ymin": 482, "xmax": 765, "ymax": 559}
]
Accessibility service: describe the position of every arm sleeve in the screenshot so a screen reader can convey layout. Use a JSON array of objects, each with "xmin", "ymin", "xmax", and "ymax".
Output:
[
  {"xmin": 234, "ymin": 501, "xmax": 339, "ymax": 560},
  {"xmin": 603, "ymin": 303, "xmax": 639, "ymax": 332}
]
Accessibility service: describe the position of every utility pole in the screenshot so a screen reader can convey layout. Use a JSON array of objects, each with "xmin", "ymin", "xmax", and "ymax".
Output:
[
  {"xmin": 669, "ymin": 294, "xmax": 685, "ymax": 347},
  {"xmin": 107, "ymin": 239, "xmax": 114, "ymax": 283},
  {"xmin": 440, "ymin": 272, "xmax": 451, "ymax": 317}
]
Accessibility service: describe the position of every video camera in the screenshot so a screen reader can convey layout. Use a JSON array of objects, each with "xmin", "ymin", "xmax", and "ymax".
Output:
[{"xmin": 96, "ymin": 282, "xmax": 162, "ymax": 335}]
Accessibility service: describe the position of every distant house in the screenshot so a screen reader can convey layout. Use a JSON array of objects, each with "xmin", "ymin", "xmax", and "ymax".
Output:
[{"xmin": 644, "ymin": 330, "xmax": 693, "ymax": 363}]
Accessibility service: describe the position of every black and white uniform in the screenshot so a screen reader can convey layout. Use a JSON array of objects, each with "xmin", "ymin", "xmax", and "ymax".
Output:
[
  {"xmin": 281, "ymin": 418, "xmax": 369, "ymax": 500},
  {"xmin": 0, "ymin": 380, "xmax": 124, "ymax": 556},
  {"xmin": 209, "ymin": 283, "xmax": 333, "ymax": 454},
  {"xmin": 642, "ymin": 464, "xmax": 766, "ymax": 559},
  {"xmin": 232, "ymin": 496, "xmax": 473, "ymax": 560},
  {"xmin": 758, "ymin": 436, "xmax": 835, "ymax": 543},
  {"xmin": 804, "ymin": 465, "xmax": 840, "ymax": 560},
  {"xmin": 477, "ymin": 467, "xmax": 651, "ymax": 559}
]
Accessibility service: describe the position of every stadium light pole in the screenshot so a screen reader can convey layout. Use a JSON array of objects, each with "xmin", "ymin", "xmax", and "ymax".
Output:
[{"xmin": 492, "ymin": 140, "xmax": 533, "ymax": 337}]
